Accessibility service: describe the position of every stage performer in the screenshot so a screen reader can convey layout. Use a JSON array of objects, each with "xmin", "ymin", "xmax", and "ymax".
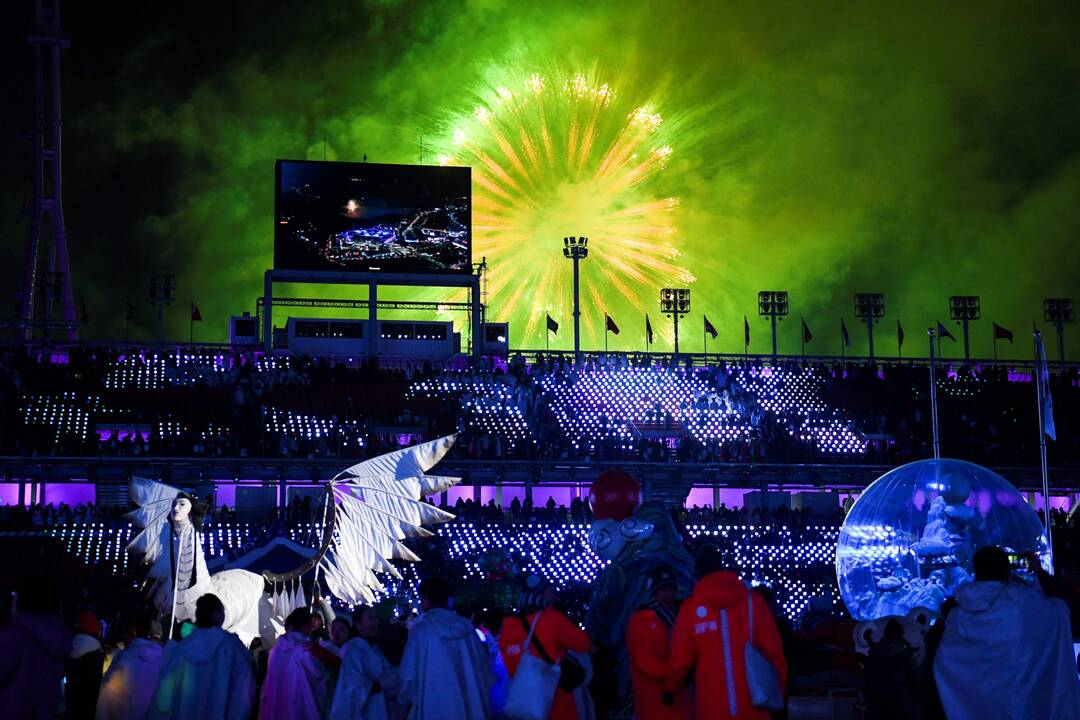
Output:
[
  {"xmin": 149, "ymin": 593, "xmax": 255, "ymax": 720},
  {"xmin": 500, "ymin": 580, "xmax": 592, "ymax": 720},
  {"xmin": 627, "ymin": 567, "xmax": 690, "ymax": 719},
  {"xmin": 665, "ymin": 545, "xmax": 786, "ymax": 720},
  {"xmin": 95, "ymin": 610, "xmax": 166, "ymax": 720},
  {"xmin": 260, "ymin": 607, "xmax": 335, "ymax": 720},
  {"xmin": 399, "ymin": 578, "xmax": 493, "ymax": 720}
]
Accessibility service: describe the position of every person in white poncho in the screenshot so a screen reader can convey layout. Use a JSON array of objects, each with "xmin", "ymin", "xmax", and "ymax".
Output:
[
  {"xmin": 933, "ymin": 546, "xmax": 1080, "ymax": 720},
  {"xmin": 329, "ymin": 605, "xmax": 400, "ymax": 720},
  {"xmin": 398, "ymin": 578, "xmax": 494, "ymax": 720},
  {"xmin": 95, "ymin": 610, "xmax": 166, "ymax": 720}
]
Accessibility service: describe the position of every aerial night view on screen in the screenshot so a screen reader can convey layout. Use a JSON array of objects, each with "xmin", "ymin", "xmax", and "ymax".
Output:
[{"xmin": 275, "ymin": 159, "xmax": 471, "ymax": 274}]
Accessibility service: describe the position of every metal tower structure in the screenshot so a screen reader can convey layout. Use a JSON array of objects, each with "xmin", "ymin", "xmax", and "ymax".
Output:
[{"xmin": 20, "ymin": 0, "xmax": 77, "ymax": 342}]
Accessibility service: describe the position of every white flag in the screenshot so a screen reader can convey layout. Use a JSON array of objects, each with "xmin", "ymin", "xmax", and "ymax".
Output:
[{"xmin": 1035, "ymin": 333, "xmax": 1056, "ymax": 441}]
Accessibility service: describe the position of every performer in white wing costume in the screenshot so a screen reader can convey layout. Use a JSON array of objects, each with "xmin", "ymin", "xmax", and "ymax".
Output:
[{"xmin": 127, "ymin": 435, "xmax": 462, "ymax": 644}]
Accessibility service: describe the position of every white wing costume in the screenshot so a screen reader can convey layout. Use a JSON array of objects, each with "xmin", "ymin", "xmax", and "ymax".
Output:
[
  {"xmin": 319, "ymin": 434, "xmax": 460, "ymax": 604},
  {"xmin": 127, "ymin": 434, "xmax": 461, "ymax": 643}
]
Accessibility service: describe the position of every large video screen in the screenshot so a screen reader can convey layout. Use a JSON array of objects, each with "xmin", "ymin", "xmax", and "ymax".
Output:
[{"xmin": 275, "ymin": 160, "xmax": 471, "ymax": 274}]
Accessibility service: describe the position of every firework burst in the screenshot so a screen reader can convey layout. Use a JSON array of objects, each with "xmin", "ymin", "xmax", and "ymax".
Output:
[{"xmin": 437, "ymin": 67, "xmax": 693, "ymax": 347}]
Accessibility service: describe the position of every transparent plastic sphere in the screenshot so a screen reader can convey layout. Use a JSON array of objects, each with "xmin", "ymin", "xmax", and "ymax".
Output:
[{"xmin": 836, "ymin": 459, "xmax": 1049, "ymax": 620}]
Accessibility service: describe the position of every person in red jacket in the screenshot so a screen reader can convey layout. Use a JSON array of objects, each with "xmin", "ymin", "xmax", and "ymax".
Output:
[
  {"xmin": 500, "ymin": 581, "xmax": 592, "ymax": 720},
  {"xmin": 627, "ymin": 566, "xmax": 691, "ymax": 720},
  {"xmin": 665, "ymin": 545, "xmax": 787, "ymax": 720}
]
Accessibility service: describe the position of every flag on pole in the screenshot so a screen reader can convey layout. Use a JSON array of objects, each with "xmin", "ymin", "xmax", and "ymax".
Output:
[
  {"xmin": 605, "ymin": 314, "xmax": 620, "ymax": 335},
  {"xmin": 79, "ymin": 301, "xmax": 89, "ymax": 324},
  {"xmin": 1035, "ymin": 332, "xmax": 1056, "ymax": 440},
  {"xmin": 704, "ymin": 315, "xmax": 718, "ymax": 340},
  {"xmin": 936, "ymin": 321, "xmax": 956, "ymax": 341},
  {"xmin": 191, "ymin": 303, "xmax": 202, "ymax": 322},
  {"xmin": 992, "ymin": 322, "xmax": 1013, "ymax": 342},
  {"xmin": 546, "ymin": 313, "xmax": 559, "ymax": 334},
  {"xmin": 897, "ymin": 320, "xmax": 905, "ymax": 349},
  {"xmin": 645, "ymin": 314, "xmax": 654, "ymax": 346},
  {"xmin": 126, "ymin": 301, "xmax": 138, "ymax": 321},
  {"xmin": 743, "ymin": 316, "xmax": 750, "ymax": 348},
  {"xmin": 840, "ymin": 318, "xmax": 851, "ymax": 347},
  {"xmin": 801, "ymin": 318, "xmax": 813, "ymax": 344}
]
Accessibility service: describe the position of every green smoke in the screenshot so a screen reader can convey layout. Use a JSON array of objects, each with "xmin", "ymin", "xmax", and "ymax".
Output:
[{"xmin": 4, "ymin": 0, "xmax": 1079, "ymax": 360}]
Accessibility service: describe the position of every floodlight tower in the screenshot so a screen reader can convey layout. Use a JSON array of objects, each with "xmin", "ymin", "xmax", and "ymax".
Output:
[
  {"xmin": 562, "ymin": 237, "xmax": 588, "ymax": 362},
  {"xmin": 949, "ymin": 295, "xmax": 980, "ymax": 362},
  {"xmin": 758, "ymin": 290, "xmax": 789, "ymax": 357},
  {"xmin": 1043, "ymin": 298, "xmax": 1073, "ymax": 370},
  {"xmin": 148, "ymin": 275, "xmax": 175, "ymax": 344},
  {"xmin": 854, "ymin": 293, "xmax": 885, "ymax": 362},
  {"xmin": 20, "ymin": 0, "xmax": 77, "ymax": 342},
  {"xmin": 660, "ymin": 288, "xmax": 690, "ymax": 354}
]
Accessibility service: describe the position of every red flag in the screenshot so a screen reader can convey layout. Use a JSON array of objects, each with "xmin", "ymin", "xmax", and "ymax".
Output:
[
  {"xmin": 646, "ymin": 314, "xmax": 654, "ymax": 345},
  {"xmin": 605, "ymin": 314, "xmax": 620, "ymax": 335},
  {"xmin": 936, "ymin": 321, "xmax": 956, "ymax": 341},
  {"xmin": 79, "ymin": 301, "xmax": 89, "ymax": 324},
  {"xmin": 546, "ymin": 313, "xmax": 558, "ymax": 334},
  {"xmin": 704, "ymin": 315, "xmax": 718, "ymax": 340},
  {"xmin": 992, "ymin": 322, "xmax": 1013, "ymax": 342},
  {"xmin": 841, "ymin": 318, "xmax": 851, "ymax": 347},
  {"xmin": 801, "ymin": 318, "xmax": 813, "ymax": 344},
  {"xmin": 191, "ymin": 303, "xmax": 202, "ymax": 322},
  {"xmin": 743, "ymin": 316, "xmax": 750, "ymax": 348},
  {"xmin": 897, "ymin": 320, "xmax": 905, "ymax": 349},
  {"xmin": 126, "ymin": 301, "xmax": 138, "ymax": 321}
]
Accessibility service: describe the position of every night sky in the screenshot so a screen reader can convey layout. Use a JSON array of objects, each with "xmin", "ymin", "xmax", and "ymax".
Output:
[{"xmin": 2, "ymin": 0, "xmax": 1078, "ymax": 358}]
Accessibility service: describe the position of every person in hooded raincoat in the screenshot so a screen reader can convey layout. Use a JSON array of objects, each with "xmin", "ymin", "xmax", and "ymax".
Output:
[
  {"xmin": 665, "ymin": 545, "xmax": 787, "ymax": 720},
  {"xmin": 933, "ymin": 547, "xmax": 1080, "ymax": 720},
  {"xmin": 259, "ymin": 607, "xmax": 335, "ymax": 720},
  {"xmin": 0, "ymin": 583, "xmax": 71, "ymax": 720},
  {"xmin": 627, "ymin": 567, "xmax": 690, "ymax": 720},
  {"xmin": 499, "ymin": 580, "xmax": 592, "ymax": 720},
  {"xmin": 96, "ymin": 609, "xmax": 166, "ymax": 720},
  {"xmin": 329, "ymin": 605, "xmax": 399, "ymax": 720},
  {"xmin": 399, "ymin": 578, "xmax": 494, "ymax": 720},
  {"xmin": 148, "ymin": 594, "xmax": 255, "ymax": 720}
]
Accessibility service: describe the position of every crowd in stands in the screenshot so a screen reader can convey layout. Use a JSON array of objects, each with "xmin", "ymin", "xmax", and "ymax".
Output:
[{"xmin": 0, "ymin": 346, "xmax": 1077, "ymax": 469}]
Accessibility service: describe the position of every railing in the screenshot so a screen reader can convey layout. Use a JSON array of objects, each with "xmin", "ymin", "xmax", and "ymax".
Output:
[{"xmin": 2, "ymin": 455, "xmax": 1078, "ymax": 491}]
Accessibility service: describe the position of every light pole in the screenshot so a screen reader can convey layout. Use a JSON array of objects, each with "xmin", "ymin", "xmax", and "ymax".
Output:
[
  {"xmin": 854, "ymin": 293, "xmax": 885, "ymax": 362},
  {"xmin": 660, "ymin": 288, "xmax": 690, "ymax": 354},
  {"xmin": 148, "ymin": 274, "xmax": 175, "ymax": 344},
  {"xmin": 757, "ymin": 290, "xmax": 789, "ymax": 357},
  {"xmin": 1043, "ymin": 298, "xmax": 1074, "ymax": 370},
  {"xmin": 949, "ymin": 295, "xmax": 980, "ymax": 362},
  {"xmin": 562, "ymin": 236, "xmax": 588, "ymax": 362}
]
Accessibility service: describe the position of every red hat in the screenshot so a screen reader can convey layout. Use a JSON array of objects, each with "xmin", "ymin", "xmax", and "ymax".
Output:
[{"xmin": 77, "ymin": 611, "xmax": 102, "ymax": 637}]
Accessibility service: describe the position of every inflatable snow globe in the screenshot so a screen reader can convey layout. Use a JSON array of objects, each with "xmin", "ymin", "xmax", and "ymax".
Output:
[{"xmin": 836, "ymin": 458, "xmax": 1050, "ymax": 620}]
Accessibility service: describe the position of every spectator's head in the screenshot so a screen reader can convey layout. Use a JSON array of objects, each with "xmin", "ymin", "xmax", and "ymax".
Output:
[
  {"xmin": 133, "ymin": 608, "xmax": 156, "ymax": 640},
  {"xmin": 330, "ymin": 617, "xmax": 351, "ymax": 647},
  {"xmin": 883, "ymin": 618, "xmax": 905, "ymax": 642},
  {"xmin": 194, "ymin": 594, "xmax": 226, "ymax": 629},
  {"xmin": 973, "ymin": 546, "xmax": 1011, "ymax": 582},
  {"xmin": 352, "ymin": 606, "xmax": 379, "ymax": 639},
  {"xmin": 419, "ymin": 578, "xmax": 452, "ymax": 611},
  {"xmin": 647, "ymin": 566, "xmax": 679, "ymax": 608},
  {"xmin": 694, "ymin": 543, "xmax": 726, "ymax": 579},
  {"xmin": 284, "ymin": 607, "xmax": 315, "ymax": 635}
]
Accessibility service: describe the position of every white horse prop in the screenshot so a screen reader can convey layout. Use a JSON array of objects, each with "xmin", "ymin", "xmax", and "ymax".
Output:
[{"xmin": 126, "ymin": 435, "xmax": 460, "ymax": 645}]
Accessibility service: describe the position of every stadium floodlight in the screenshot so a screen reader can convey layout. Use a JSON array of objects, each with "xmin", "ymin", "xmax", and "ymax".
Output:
[
  {"xmin": 660, "ymin": 288, "xmax": 690, "ymax": 354},
  {"xmin": 854, "ymin": 293, "xmax": 885, "ymax": 362},
  {"xmin": 148, "ymin": 274, "xmax": 176, "ymax": 345},
  {"xmin": 949, "ymin": 295, "xmax": 980, "ymax": 362},
  {"xmin": 758, "ymin": 290, "xmax": 789, "ymax": 357},
  {"xmin": 562, "ymin": 237, "xmax": 589, "ymax": 362},
  {"xmin": 1043, "ymin": 298, "xmax": 1074, "ymax": 368}
]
